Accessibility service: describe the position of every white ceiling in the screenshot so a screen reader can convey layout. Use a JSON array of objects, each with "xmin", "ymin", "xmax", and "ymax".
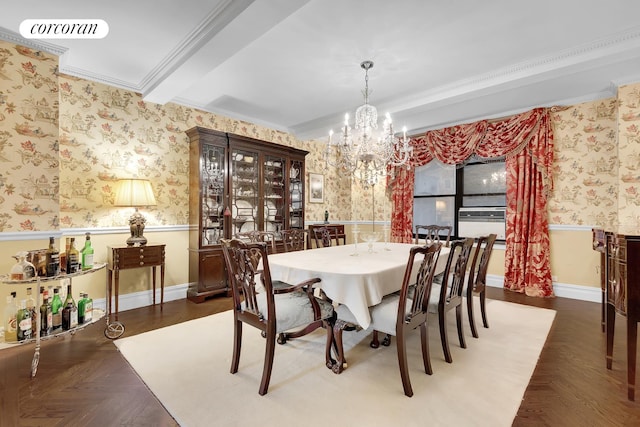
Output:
[{"xmin": 3, "ymin": 0, "xmax": 640, "ymax": 140}]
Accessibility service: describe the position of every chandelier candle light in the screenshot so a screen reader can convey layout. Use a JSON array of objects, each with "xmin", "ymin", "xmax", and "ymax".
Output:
[
  {"xmin": 114, "ymin": 178, "xmax": 157, "ymax": 246},
  {"xmin": 325, "ymin": 60, "xmax": 413, "ymax": 187}
]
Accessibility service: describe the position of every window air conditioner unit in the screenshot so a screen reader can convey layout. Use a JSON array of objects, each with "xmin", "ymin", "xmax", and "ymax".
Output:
[{"xmin": 458, "ymin": 207, "xmax": 506, "ymax": 240}]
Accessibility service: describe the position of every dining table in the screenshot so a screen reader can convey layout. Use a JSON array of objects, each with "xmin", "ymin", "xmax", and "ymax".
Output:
[{"xmin": 267, "ymin": 242, "xmax": 451, "ymax": 330}]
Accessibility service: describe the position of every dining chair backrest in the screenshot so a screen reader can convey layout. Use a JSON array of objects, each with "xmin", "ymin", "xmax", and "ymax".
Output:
[
  {"xmin": 280, "ymin": 229, "xmax": 307, "ymax": 252},
  {"xmin": 415, "ymin": 225, "xmax": 452, "ymax": 247},
  {"xmin": 312, "ymin": 226, "xmax": 340, "ymax": 248},
  {"xmin": 221, "ymin": 239, "xmax": 268, "ymax": 319},
  {"xmin": 465, "ymin": 233, "xmax": 497, "ymax": 338},
  {"xmin": 438, "ymin": 238, "xmax": 475, "ymax": 307},
  {"xmin": 397, "ymin": 243, "xmax": 443, "ymax": 326},
  {"xmin": 235, "ymin": 230, "xmax": 277, "ymax": 253}
]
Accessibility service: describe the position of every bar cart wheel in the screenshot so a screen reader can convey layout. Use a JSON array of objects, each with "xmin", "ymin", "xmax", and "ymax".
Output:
[{"xmin": 104, "ymin": 321, "xmax": 125, "ymax": 339}]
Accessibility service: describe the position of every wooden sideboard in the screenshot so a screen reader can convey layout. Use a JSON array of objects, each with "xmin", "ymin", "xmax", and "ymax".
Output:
[{"xmin": 600, "ymin": 231, "xmax": 640, "ymax": 401}]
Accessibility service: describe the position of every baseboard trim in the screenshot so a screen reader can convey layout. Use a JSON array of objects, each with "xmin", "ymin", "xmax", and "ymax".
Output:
[
  {"xmin": 91, "ymin": 276, "xmax": 600, "ymax": 313},
  {"xmin": 93, "ymin": 283, "xmax": 188, "ymax": 312},
  {"xmin": 486, "ymin": 274, "xmax": 600, "ymax": 303}
]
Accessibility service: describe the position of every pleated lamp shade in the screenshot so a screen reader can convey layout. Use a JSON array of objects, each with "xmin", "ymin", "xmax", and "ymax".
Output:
[{"xmin": 114, "ymin": 179, "xmax": 157, "ymax": 207}]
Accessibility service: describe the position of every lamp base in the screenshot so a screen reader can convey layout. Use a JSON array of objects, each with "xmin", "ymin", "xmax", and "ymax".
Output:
[
  {"xmin": 126, "ymin": 235, "xmax": 148, "ymax": 246},
  {"xmin": 127, "ymin": 208, "xmax": 148, "ymax": 246}
]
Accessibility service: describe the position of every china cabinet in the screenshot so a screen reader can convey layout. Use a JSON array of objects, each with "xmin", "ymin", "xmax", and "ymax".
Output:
[{"xmin": 186, "ymin": 127, "xmax": 308, "ymax": 302}]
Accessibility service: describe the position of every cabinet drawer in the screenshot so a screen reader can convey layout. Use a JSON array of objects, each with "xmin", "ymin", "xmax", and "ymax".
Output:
[{"xmin": 112, "ymin": 246, "xmax": 164, "ymax": 268}]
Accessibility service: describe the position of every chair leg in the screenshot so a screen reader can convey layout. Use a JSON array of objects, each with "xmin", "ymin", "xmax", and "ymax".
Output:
[
  {"xmin": 370, "ymin": 330, "xmax": 381, "ymax": 348},
  {"xmin": 230, "ymin": 320, "xmax": 242, "ymax": 374},
  {"xmin": 420, "ymin": 323, "xmax": 432, "ymax": 375},
  {"xmin": 467, "ymin": 294, "xmax": 479, "ymax": 338},
  {"xmin": 324, "ymin": 320, "xmax": 336, "ymax": 370},
  {"xmin": 331, "ymin": 319, "xmax": 351, "ymax": 374},
  {"xmin": 382, "ymin": 334, "xmax": 392, "ymax": 346},
  {"xmin": 439, "ymin": 308, "xmax": 452, "ymax": 363},
  {"xmin": 480, "ymin": 290, "xmax": 489, "ymax": 328},
  {"xmin": 259, "ymin": 327, "xmax": 276, "ymax": 395},
  {"xmin": 456, "ymin": 305, "xmax": 466, "ymax": 349},
  {"xmin": 395, "ymin": 328, "xmax": 413, "ymax": 397}
]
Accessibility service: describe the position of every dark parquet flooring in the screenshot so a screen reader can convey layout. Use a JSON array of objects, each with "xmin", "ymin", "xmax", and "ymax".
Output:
[{"xmin": 1, "ymin": 288, "xmax": 639, "ymax": 426}]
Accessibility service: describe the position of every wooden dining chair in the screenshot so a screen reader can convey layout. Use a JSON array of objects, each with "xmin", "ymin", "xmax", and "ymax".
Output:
[
  {"xmin": 220, "ymin": 238, "xmax": 335, "ymax": 395},
  {"xmin": 312, "ymin": 226, "xmax": 340, "ymax": 248},
  {"xmin": 414, "ymin": 225, "xmax": 452, "ymax": 247},
  {"xmin": 280, "ymin": 229, "xmax": 307, "ymax": 252},
  {"xmin": 328, "ymin": 243, "xmax": 442, "ymax": 397},
  {"xmin": 465, "ymin": 234, "xmax": 497, "ymax": 338},
  {"xmin": 427, "ymin": 237, "xmax": 474, "ymax": 363}
]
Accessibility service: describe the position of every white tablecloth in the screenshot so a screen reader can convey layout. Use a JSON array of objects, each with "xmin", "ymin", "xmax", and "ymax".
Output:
[{"xmin": 267, "ymin": 242, "xmax": 451, "ymax": 329}]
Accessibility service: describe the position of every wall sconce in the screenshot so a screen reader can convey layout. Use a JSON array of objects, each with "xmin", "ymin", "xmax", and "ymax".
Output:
[{"xmin": 114, "ymin": 178, "xmax": 157, "ymax": 246}]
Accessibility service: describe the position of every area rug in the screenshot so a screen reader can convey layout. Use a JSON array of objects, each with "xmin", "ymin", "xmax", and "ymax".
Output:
[{"xmin": 114, "ymin": 299, "xmax": 555, "ymax": 427}]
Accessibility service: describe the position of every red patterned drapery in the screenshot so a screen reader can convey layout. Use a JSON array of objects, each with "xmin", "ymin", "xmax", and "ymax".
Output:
[
  {"xmin": 390, "ymin": 107, "xmax": 554, "ymax": 297},
  {"xmin": 503, "ymin": 112, "xmax": 554, "ymax": 296}
]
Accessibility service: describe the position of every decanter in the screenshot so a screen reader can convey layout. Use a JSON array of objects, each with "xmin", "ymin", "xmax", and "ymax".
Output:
[{"xmin": 10, "ymin": 251, "xmax": 36, "ymax": 280}]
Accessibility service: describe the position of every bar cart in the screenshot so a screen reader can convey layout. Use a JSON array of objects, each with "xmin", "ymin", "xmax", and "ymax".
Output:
[{"xmin": 0, "ymin": 263, "xmax": 123, "ymax": 378}]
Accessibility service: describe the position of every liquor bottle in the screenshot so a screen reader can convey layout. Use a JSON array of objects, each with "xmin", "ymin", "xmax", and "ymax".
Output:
[
  {"xmin": 45, "ymin": 236, "xmax": 61, "ymax": 277},
  {"xmin": 61, "ymin": 283, "xmax": 77, "ymax": 330},
  {"xmin": 77, "ymin": 292, "xmax": 86, "ymax": 324},
  {"xmin": 3, "ymin": 294, "xmax": 17, "ymax": 342},
  {"xmin": 66, "ymin": 237, "xmax": 80, "ymax": 274},
  {"xmin": 83, "ymin": 293, "xmax": 93, "ymax": 323},
  {"xmin": 40, "ymin": 287, "xmax": 52, "ymax": 336},
  {"xmin": 16, "ymin": 299, "xmax": 32, "ymax": 341},
  {"xmin": 26, "ymin": 287, "xmax": 37, "ymax": 336},
  {"xmin": 51, "ymin": 287, "xmax": 63, "ymax": 333},
  {"xmin": 81, "ymin": 233, "xmax": 94, "ymax": 270}
]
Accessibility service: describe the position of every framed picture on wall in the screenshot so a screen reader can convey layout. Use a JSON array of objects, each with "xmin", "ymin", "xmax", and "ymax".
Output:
[{"xmin": 309, "ymin": 173, "xmax": 324, "ymax": 203}]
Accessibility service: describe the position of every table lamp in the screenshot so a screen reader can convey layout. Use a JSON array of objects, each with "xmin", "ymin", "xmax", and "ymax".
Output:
[{"xmin": 114, "ymin": 178, "xmax": 157, "ymax": 246}]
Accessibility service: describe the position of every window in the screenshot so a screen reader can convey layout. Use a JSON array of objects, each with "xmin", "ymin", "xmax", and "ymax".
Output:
[
  {"xmin": 413, "ymin": 159, "xmax": 506, "ymax": 237},
  {"xmin": 462, "ymin": 162, "xmax": 506, "ymax": 207},
  {"xmin": 413, "ymin": 161, "xmax": 456, "ymax": 232}
]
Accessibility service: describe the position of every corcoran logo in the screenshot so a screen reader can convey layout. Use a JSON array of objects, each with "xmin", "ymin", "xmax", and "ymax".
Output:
[{"xmin": 19, "ymin": 19, "xmax": 109, "ymax": 39}]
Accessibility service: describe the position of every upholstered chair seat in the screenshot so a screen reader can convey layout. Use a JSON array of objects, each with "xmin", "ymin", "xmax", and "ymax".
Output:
[{"xmin": 252, "ymin": 290, "xmax": 334, "ymax": 333}]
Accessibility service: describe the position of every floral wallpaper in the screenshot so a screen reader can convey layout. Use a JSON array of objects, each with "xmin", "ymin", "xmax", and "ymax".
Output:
[
  {"xmin": 2, "ymin": 36, "xmax": 637, "ymax": 234},
  {"xmin": 0, "ymin": 42, "xmax": 60, "ymax": 232},
  {"xmin": 0, "ymin": 39, "xmax": 357, "ymax": 232},
  {"xmin": 616, "ymin": 83, "xmax": 640, "ymax": 231},
  {"xmin": 549, "ymin": 98, "xmax": 618, "ymax": 229}
]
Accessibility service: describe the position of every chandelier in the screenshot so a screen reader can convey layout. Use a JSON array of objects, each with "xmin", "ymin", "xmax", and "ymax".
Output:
[{"xmin": 324, "ymin": 60, "xmax": 413, "ymax": 187}]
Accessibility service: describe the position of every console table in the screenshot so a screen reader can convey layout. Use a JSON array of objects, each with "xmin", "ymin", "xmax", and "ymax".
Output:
[{"xmin": 106, "ymin": 244, "xmax": 165, "ymax": 322}]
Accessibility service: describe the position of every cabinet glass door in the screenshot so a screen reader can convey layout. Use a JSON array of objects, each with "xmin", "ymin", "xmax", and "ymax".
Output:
[
  {"xmin": 289, "ymin": 159, "xmax": 304, "ymax": 229},
  {"xmin": 231, "ymin": 148, "xmax": 259, "ymax": 236},
  {"xmin": 202, "ymin": 143, "xmax": 225, "ymax": 246},
  {"xmin": 264, "ymin": 154, "xmax": 286, "ymax": 236}
]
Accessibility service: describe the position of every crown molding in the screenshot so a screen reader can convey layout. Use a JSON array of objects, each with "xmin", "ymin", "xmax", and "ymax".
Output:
[
  {"xmin": 0, "ymin": 27, "xmax": 67, "ymax": 56},
  {"xmin": 137, "ymin": 0, "xmax": 254, "ymax": 96}
]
